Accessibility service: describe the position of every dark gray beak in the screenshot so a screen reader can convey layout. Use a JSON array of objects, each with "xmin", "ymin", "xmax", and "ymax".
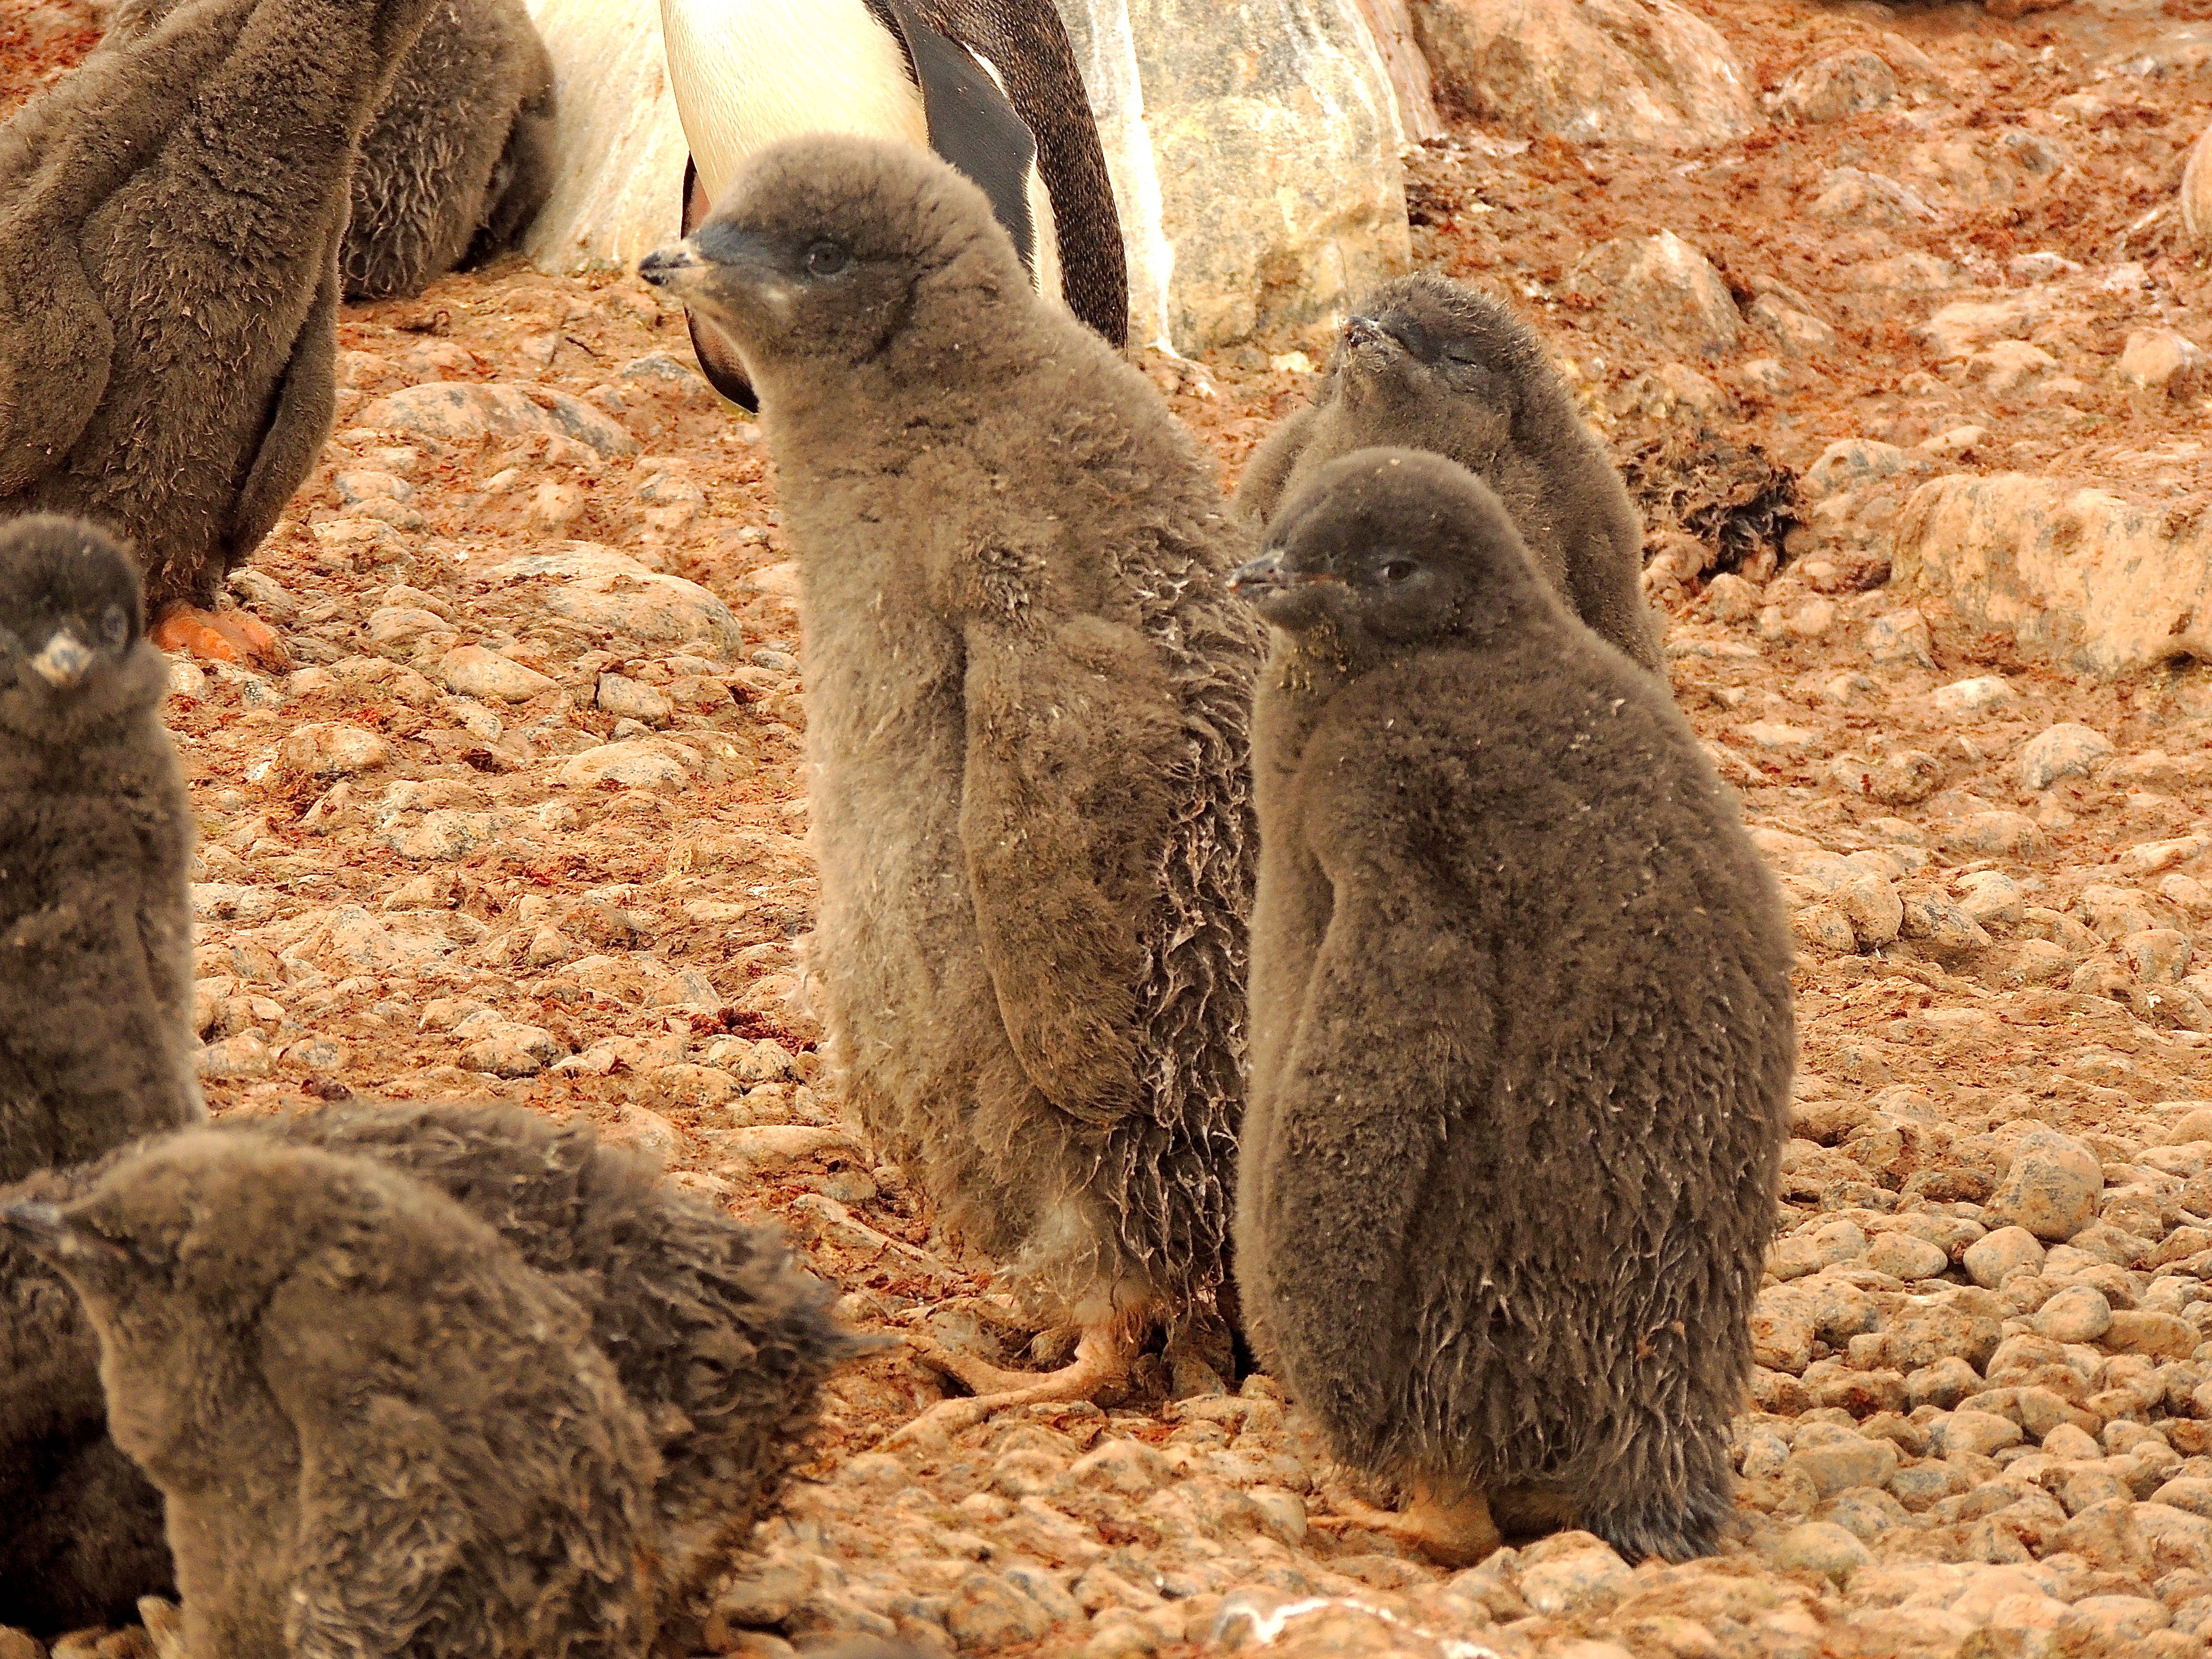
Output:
[
  {"xmin": 1230, "ymin": 551, "xmax": 1291, "ymax": 593},
  {"xmin": 29, "ymin": 631, "xmax": 91, "ymax": 689},
  {"xmin": 1343, "ymin": 314, "xmax": 1386, "ymax": 349},
  {"xmin": 637, "ymin": 237, "xmax": 705, "ymax": 293}
]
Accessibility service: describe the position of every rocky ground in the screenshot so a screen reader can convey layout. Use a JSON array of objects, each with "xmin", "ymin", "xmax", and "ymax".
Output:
[{"xmin": 12, "ymin": 0, "xmax": 2212, "ymax": 1657}]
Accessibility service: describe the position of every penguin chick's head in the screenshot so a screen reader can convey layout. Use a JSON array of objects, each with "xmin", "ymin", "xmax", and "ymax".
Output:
[
  {"xmin": 637, "ymin": 135, "xmax": 1026, "ymax": 388},
  {"xmin": 1232, "ymin": 448, "xmax": 1549, "ymax": 655},
  {"xmin": 0, "ymin": 515, "xmax": 157, "ymax": 739},
  {"xmin": 1330, "ymin": 274, "xmax": 1536, "ymax": 427}
]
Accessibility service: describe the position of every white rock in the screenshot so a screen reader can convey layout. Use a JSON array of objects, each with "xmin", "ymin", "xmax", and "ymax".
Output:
[
  {"xmin": 488, "ymin": 543, "xmax": 746, "ymax": 657},
  {"xmin": 1933, "ymin": 675, "xmax": 2015, "ymax": 715},
  {"xmin": 2019, "ymin": 722, "xmax": 2114, "ymax": 791},
  {"xmin": 1892, "ymin": 472, "xmax": 2212, "ymax": 676},
  {"xmin": 1987, "ymin": 1129, "xmax": 2104, "ymax": 1242},
  {"xmin": 1568, "ymin": 231, "xmax": 1741, "ymax": 358},
  {"xmin": 439, "ymin": 646, "xmax": 560, "ymax": 703},
  {"xmin": 1411, "ymin": 0, "xmax": 1754, "ymax": 150},
  {"xmin": 277, "ymin": 723, "xmax": 391, "ymax": 778},
  {"xmin": 596, "ymin": 672, "xmax": 674, "ymax": 726},
  {"xmin": 560, "ymin": 740, "xmax": 697, "ymax": 789},
  {"xmin": 1865, "ymin": 609, "xmax": 1934, "ymax": 667},
  {"xmin": 353, "ymin": 382, "xmax": 638, "ymax": 458}
]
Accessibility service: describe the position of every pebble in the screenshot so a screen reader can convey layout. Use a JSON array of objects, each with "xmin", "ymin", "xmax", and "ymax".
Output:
[
  {"xmin": 559, "ymin": 740, "xmax": 696, "ymax": 789},
  {"xmin": 1963, "ymin": 1226, "xmax": 2047, "ymax": 1288},
  {"xmin": 277, "ymin": 722, "xmax": 390, "ymax": 778},
  {"xmin": 1988, "ymin": 1130, "xmax": 2104, "ymax": 1241},
  {"xmin": 1773, "ymin": 1520, "xmax": 1872, "ymax": 1584},
  {"xmin": 438, "ymin": 645, "xmax": 559, "ymax": 703},
  {"xmin": 2019, "ymin": 722, "xmax": 2116, "ymax": 791}
]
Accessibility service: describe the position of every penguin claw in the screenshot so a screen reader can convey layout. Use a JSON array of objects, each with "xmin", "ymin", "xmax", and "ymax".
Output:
[
  {"xmin": 138, "ymin": 1596, "xmax": 187, "ymax": 1659},
  {"xmin": 887, "ymin": 1326, "xmax": 1129, "ymax": 1446},
  {"xmin": 1314, "ymin": 1487, "xmax": 1503, "ymax": 1569},
  {"xmin": 150, "ymin": 603, "xmax": 290, "ymax": 670}
]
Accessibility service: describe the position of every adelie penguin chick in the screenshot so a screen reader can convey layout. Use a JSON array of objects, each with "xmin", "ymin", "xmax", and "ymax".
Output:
[
  {"xmin": 2, "ymin": 1134, "xmax": 662, "ymax": 1659},
  {"xmin": 0, "ymin": 1098, "xmax": 867, "ymax": 1635},
  {"xmin": 1231, "ymin": 449, "xmax": 1793, "ymax": 1566},
  {"xmin": 1236, "ymin": 275, "xmax": 1664, "ymax": 674},
  {"xmin": 102, "ymin": 0, "xmax": 555, "ymax": 301},
  {"xmin": 640, "ymin": 137, "xmax": 1261, "ymax": 1432},
  {"xmin": 0, "ymin": 516, "xmax": 199, "ymax": 1189},
  {"xmin": 0, "ymin": 0, "xmax": 447, "ymax": 664}
]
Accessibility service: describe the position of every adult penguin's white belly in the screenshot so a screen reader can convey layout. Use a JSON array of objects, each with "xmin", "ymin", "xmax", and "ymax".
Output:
[
  {"xmin": 661, "ymin": 0, "xmax": 929, "ymax": 207},
  {"xmin": 658, "ymin": 0, "xmax": 1061, "ymax": 307}
]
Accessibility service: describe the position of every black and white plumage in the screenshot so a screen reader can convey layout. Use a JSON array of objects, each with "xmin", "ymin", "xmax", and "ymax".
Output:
[
  {"xmin": 0, "ymin": 516, "xmax": 199, "ymax": 1189},
  {"xmin": 1233, "ymin": 449, "xmax": 1793, "ymax": 1565},
  {"xmin": 659, "ymin": 0, "xmax": 1126, "ymax": 411},
  {"xmin": 1237, "ymin": 274, "xmax": 1664, "ymax": 675},
  {"xmin": 640, "ymin": 137, "xmax": 1258, "ymax": 1429}
]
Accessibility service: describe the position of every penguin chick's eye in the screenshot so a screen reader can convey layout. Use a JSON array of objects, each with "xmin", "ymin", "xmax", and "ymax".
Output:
[
  {"xmin": 1379, "ymin": 559, "xmax": 1418, "ymax": 585},
  {"xmin": 99, "ymin": 606, "xmax": 128, "ymax": 648},
  {"xmin": 804, "ymin": 241, "xmax": 852, "ymax": 278}
]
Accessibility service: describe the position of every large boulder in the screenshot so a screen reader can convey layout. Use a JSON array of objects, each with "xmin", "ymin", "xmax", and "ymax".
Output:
[
  {"xmin": 518, "ymin": 0, "xmax": 686, "ymax": 274},
  {"xmin": 1890, "ymin": 472, "xmax": 2212, "ymax": 676},
  {"xmin": 1409, "ymin": 0, "xmax": 1755, "ymax": 150},
  {"xmin": 1058, "ymin": 0, "xmax": 1410, "ymax": 351}
]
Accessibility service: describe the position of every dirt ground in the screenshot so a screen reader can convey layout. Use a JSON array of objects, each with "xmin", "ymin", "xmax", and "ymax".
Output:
[{"xmin": 12, "ymin": 0, "xmax": 2212, "ymax": 1656}]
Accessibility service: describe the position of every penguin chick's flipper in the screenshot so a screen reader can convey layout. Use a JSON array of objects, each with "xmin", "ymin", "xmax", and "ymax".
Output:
[
  {"xmin": 679, "ymin": 157, "xmax": 761, "ymax": 413},
  {"xmin": 224, "ymin": 263, "xmax": 339, "ymax": 579},
  {"xmin": 865, "ymin": 0, "xmax": 1037, "ymax": 278},
  {"xmin": 147, "ymin": 604, "xmax": 286, "ymax": 669},
  {"xmin": 957, "ymin": 612, "xmax": 1186, "ymax": 1122},
  {"xmin": 890, "ymin": 1325, "xmax": 1131, "ymax": 1444},
  {"xmin": 1312, "ymin": 1483, "xmax": 1503, "ymax": 1570}
]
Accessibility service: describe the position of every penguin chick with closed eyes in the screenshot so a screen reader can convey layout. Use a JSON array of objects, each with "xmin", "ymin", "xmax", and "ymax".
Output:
[
  {"xmin": 1236, "ymin": 274, "xmax": 1663, "ymax": 675},
  {"xmin": 2, "ymin": 1134, "xmax": 662, "ymax": 1659},
  {"xmin": 1231, "ymin": 449, "xmax": 1792, "ymax": 1567},
  {"xmin": 0, "ymin": 515, "xmax": 200, "ymax": 1187}
]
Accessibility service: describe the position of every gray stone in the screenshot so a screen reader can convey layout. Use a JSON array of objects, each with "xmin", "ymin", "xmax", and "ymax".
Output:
[
  {"xmin": 277, "ymin": 722, "xmax": 391, "ymax": 778},
  {"xmin": 596, "ymin": 672, "xmax": 674, "ymax": 726},
  {"xmin": 1865, "ymin": 609, "xmax": 1934, "ymax": 667},
  {"xmin": 1963, "ymin": 1225, "xmax": 2047, "ymax": 1288},
  {"xmin": 459, "ymin": 1021, "xmax": 563, "ymax": 1077},
  {"xmin": 944, "ymin": 1570, "xmax": 1054, "ymax": 1651},
  {"xmin": 353, "ymin": 382, "xmax": 638, "ymax": 457},
  {"xmin": 1568, "ymin": 232, "xmax": 1741, "ymax": 358},
  {"xmin": 1515, "ymin": 1543, "xmax": 1630, "ymax": 1614},
  {"xmin": 438, "ymin": 646, "xmax": 560, "ymax": 704},
  {"xmin": 488, "ymin": 544, "xmax": 746, "ymax": 657},
  {"xmin": 559, "ymin": 740, "xmax": 697, "ymax": 789},
  {"xmin": 1772, "ymin": 1520, "xmax": 1871, "ymax": 1584},
  {"xmin": 2020, "ymin": 723, "xmax": 2116, "ymax": 791},
  {"xmin": 1410, "ymin": 0, "xmax": 1755, "ymax": 150},
  {"xmin": 1865, "ymin": 1233, "xmax": 1948, "ymax": 1281},
  {"xmin": 1777, "ymin": 49, "xmax": 1896, "ymax": 123},
  {"xmin": 1988, "ymin": 1130, "xmax": 2104, "ymax": 1241},
  {"xmin": 1786, "ymin": 1435, "xmax": 1898, "ymax": 1498}
]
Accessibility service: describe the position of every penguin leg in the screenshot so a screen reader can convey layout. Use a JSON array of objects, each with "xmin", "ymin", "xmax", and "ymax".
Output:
[
  {"xmin": 889, "ymin": 1323, "xmax": 1131, "ymax": 1444},
  {"xmin": 140, "ymin": 1597, "xmax": 187, "ymax": 1659},
  {"xmin": 149, "ymin": 603, "xmax": 288, "ymax": 670},
  {"xmin": 1313, "ymin": 1480, "xmax": 1503, "ymax": 1569}
]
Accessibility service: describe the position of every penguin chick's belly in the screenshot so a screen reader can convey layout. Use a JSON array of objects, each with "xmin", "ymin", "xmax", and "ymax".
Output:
[{"xmin": 662, "ymin": 0, "xmax": 932, "ymax": 205}]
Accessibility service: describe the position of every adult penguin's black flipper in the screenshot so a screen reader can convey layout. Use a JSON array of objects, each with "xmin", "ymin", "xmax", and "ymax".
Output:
[
  {"xmin": 864, "ymin": 0, "xmax": 1038, "ymax": 278},
  {"xmin": 679, "ymin": 156, "xmax": 760, "ymax": 412}
]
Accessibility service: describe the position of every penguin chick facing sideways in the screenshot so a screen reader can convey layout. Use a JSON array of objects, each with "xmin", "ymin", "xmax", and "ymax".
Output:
[
  {"xmin": 1231, "ymin": 449, "xmax": 1793, "ymax": 1566},
  {"xmin": 1236, "ymin": 275, "xmax": 1663, "ymax": 675},
  {"xmin": 0, "ymin": 516, "xmax": 200, "ymax": 1187},
  {"xmin": 658, "ymin": 0, "xmax": 1126, "ymax": 411},
  {"xmin": 639, "ymin": 137, "xmax": 1261, "ymax": 1435},
  {"xmin": 0, "ymin": 0, "xmax": 447, "ymax": 665},
  {"xmin": 0, "ymin": 1097, "xmax": 868, "ymax": 1635},
  {"xmin": 2, "ymin": 1134, "xmax": 662, "ymax": 1659}
]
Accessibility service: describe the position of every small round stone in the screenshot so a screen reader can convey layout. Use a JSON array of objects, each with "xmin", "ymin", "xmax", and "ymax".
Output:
[
  {"xmin": 2035, "ymin": 1285, "xmax": 2115, "ymax": 1344},
  {"xmin": 1772, "ymin": 1520, "xmax": 1870, "ymax": 1584}
]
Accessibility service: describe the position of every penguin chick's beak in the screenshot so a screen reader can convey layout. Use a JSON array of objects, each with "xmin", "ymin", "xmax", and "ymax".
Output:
[
  {"xmin": 29, "ymin": 630, "xmax": 92, "ymax": 689},
  {"xmin": 1343, "ymin": 314, "xmax": 1390, "ymax": 349},
  {"xmin": 637, "ymin": 237, "xmax": 707, "ymax": 295},
  {"xmin": 1229, "ymin": 552, "xmax": 1291, "ymax": 593},
  {"xmin": 0, "ymin": 1202, "xmax": 126, "ymax": 1267}
]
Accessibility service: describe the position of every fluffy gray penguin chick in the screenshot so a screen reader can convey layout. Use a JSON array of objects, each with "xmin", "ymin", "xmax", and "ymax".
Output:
[
  {"xmin": 0, "ymin": 515, "xmax": 200, "ymax": 1187},
  {"xmin": 0, "ymin": 0, "xmax": 446, "ymax": 649},
  {"xmin": 639, "ymin": 135, "xmax": 1262, "ymax": 1433},
  {"xmin": 103, "ymin": 0, "xmax": 555, "ymax": 301},
  {"xmin": 2, "ymin": 1133, "xmax": 663, "ymax": 1659},
  {"xmin": 0, "ymin": 1097, "xmax": 868, "ymax": 1634},
  {"xmin": 1236, "ymin": 274, "xmax": 1664, "ymax": 674},
  {"xmin": 1232, "ymin": 448, "xmax": 1793, "ymax": 1566}
]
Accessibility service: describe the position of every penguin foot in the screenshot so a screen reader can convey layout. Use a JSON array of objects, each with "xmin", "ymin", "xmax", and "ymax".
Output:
[
  {"xmin": 1313, "ymin": 1484, "xmax": 1503, "ymax": 1569},
  {"xmin": 138, "ymin": 1597, "xmax": 187, "ymax": 1659},
  {"xmin": 889, "ymin": 1325, "xmax": 1129, "ymax": 1444},
  {"xmin": 150, "ymin": 603, "xmax": 289, "ymax": 670}
]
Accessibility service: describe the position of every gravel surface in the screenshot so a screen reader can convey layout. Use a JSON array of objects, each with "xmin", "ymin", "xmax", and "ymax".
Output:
[{"xmin": 10, "ymin": 2, "xmax": 2212, "ymax": 1657}]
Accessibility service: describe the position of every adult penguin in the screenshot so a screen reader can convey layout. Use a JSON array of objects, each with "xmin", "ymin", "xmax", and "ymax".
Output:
[{"xmin": 658, "ymin": 0, "xmax": 1127, "ymax": 410}]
